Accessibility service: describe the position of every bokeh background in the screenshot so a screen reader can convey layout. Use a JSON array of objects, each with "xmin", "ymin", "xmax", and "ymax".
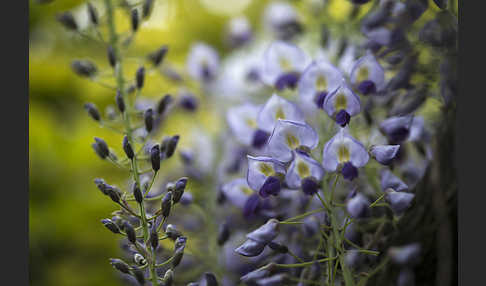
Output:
[{"xmin": 29, "ymin": 0, "xmax": 456, "ymax": 285}]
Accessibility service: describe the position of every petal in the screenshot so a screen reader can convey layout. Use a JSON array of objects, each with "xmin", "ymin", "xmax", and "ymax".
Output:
[
  {"xmin": 226, "ymin": 103, "xmax": 261, "ymax": 146},
  {"xmin": 298, "ymin": 61, "xmax": 344, "ymax": 110},
  {"xmin": 322, "ymin": 128, "xmax": 369, "ymax": 171},
  {"xmin": 257, "ymin": 94, "xmax": 305, "ymax": 133},
  {"xmin": 261, "ymin": 41, "xmax": 308, "ymax": 86},
  {"xmin": 286, "ymin": 151, "xmax": 325, "ymax": 189},
  {"xmin": 363, "ymin": 27, "xmax": 393, "ymax": 46},
  {"xmin": 246, "ymin": 218, "xmax": 280, "ymax": 244},
  {"xmin": 370, "ymin": 145, "xmax": 400, "ymax": 165},
  {"xmin": 350, "ymin": 51, "xmax": 385, "ymax": 91},
  {"xmin": 385, "ymin": 189, "xmax": 415, "ymax": 214},
  {"xmin": 380, "ymin": 169, "xmax": 408, "ymax": 192},
  {"xmin": 235, "ymin": 238, "xmax": 266, "ymax": 257},
  {"xmin": 221, "ymin": 178, "xmax": 254, "ymax": 209},
  {"xmin": 264, "ymin": 2, "xmax": 298, "ymax": 31},
  {"xmin": 323, "ymin": 83, "xmax": 361, "ymax": 118},
  {"xmin": 379, "ymin": 116, "xmax": 414, "ymax": 143},
  {"xmin": 346, "ymin": 193, "xmax": 370, "ymax": 219},
  {"xmin": 186, "ymin": 42, "xmax": 219, "ymax": 82},
  {"xmin": 247, "ymin": 155, "xmax": 286, "ymax": 192},
  {"xmin": 266, "ymin": 119, "xmax": 319, "ymax": 162},
  {"xmin": 388, "ymin": 243, "xmax": 421, "ymax": 266}
]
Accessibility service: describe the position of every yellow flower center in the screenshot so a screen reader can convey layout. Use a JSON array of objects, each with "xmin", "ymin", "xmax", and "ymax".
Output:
[
  {"xmin": 357, "ymin": 67, "xmax": 369, "ymax": 83},
  {"xmin": 279, "ymin": 57, "xmax": 292, "ymax": 72},
  {"xmin": 259, "ymin": 162, "xmax": 274, "ymax": 176},
  {"xmin": 315, "ymin": 75, "xmax": 327, "ymax": 91},
  {"xmin": 241, "ymin": 186, "xmax": 254, "ymax": 195},
  {"xmin": 245, "ymin": 118, "xmax": 257, "ymax": 128},
  {"xmin": 297, "ymin": 160, "xmax": 310, "ymax": 178},
  {"xmin": 334, "ymin": 93, "xmax": 348, "ymax": 111},
  {"xmin": 275, "ymin": 106, "xmax": 285, "ymax": 120},
  {"xmin": 337, "ymin": 144, "xmax": 350, "ymax": 163},
  {"xmin": 285, "ymin": 132, "xmax": 300, "ymax": 149}
]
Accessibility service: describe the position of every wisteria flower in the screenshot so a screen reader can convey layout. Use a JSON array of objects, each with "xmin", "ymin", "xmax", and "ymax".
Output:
[
  {"xmin": 322, "ymin": 128, "xmax": 369, "ymax": 181},
  {"xmin": 227, "ymin": 103, "xmax": 269, "ymax": 148},
  {"xmin": 221, "ymin": 178, "xmax": 263, "ymax": 218},
  {"xmin": 350, "ymin": 51, "xmax": 385, "ymax": 95},
  {"xmin": 298, "ymin": 60, "xmax": 345, "ymax": 110},
  {"xmin": 322, "ymin": 83, "xmax": 361, "ymax": 127},
  {"xmin": 247, "ymin": 155, "xmax": 286, "ymax": 198},
  {"xmin": 186, "ymin": 42, "xmax": 219, "ymax": 82},
  {"xmin": 346, "ymin": 191, "xmax": 370, "ymax": 219},
  {"xmin": 263, "ymin": 1, "xmax": 302, "ymax": 40},
  {"xmin": 257, "ymin": 94, "xmax": 305, "ymax": 133},
  {"xmin": 285, "ymin": 150, "xmax": 325, "ymax": 195},
  {"xmin": 261, "ymin": 41, "xmax": 308, "ymax": 90},
  {"xmin": 226, "ymin": 17, "xmax": 252, "ymax": 48},
  {"xmin": 380, "ymin": 169, "xmax": 408, "ymax": 192},
  {"xmin": 266, "ymin": 119, "xmax": 318, "ymax": 162},
  {"xmin": 379, "ymin": 115, "xmax": 428, "ymax": 144},
  {"xmin": 370, "ymin": 144, "xmax": 400, "ymax": 165},
  {"xmin": 384, "ymin": 188, "xmax": 415, "ymax": 215}
]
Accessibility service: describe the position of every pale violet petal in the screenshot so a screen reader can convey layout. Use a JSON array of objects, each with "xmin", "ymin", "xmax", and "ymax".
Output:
[
  {"xmin": 370, "ymin": 145, "xmax": 400, "ymax": 165},
  {"xmin": 221, "ymin": 178, "xmax": 253, "ymax": 208},
  {"xmin": 186, "ymin": 42, "xmax": 219, "ymax": 81},
  {"xmin": 261, "ymin": 41, "xmax": 308, "ymax": 86},
  {"xmin": 350, "ymin": 51, "xmax": 385, "ymax": 91},
  {"xmin": 247, "ymin": 155, "xmax": 286, "ymax": 191},
  {"xmin": 257, "ymin": 94, "xmax": 305, "ymax": 133},
  {"xmin": 380, "ymin": 169, "xmax": 408, "ymax": 192},
  {"xmin": 285, "ymin": 151, "xmax": 325, "ymax": 189},
  {"xmin": 322, "ymin": 83, "xmax": 361, "ymax": 117},
  {"xmin": 226, "ymin": 103, "xmax": 261, "ymax": 146}
]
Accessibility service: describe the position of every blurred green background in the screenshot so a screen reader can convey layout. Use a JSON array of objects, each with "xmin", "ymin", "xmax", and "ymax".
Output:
[{"xmin": 29, "ymin": 0, "xmax": 448, "ymax": 285}]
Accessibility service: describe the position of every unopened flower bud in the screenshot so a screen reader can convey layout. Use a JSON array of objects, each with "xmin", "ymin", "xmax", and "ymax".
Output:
[
  {"xmin": 256, "ymin": 273, "xmax": 289, "ymax": 285},
  {"xmin": 268, "ymin": 241, "xmax": 288, "ymax": 253},
  {"xmin": 107, "ymin": 187, "xmax": 121, "ymax": 203},
  {"xmin": 142, "ymin": 0, "xmax": 155, "ymax": 18},
  {"xmin": 163, "ymin": 269, "xmax": 174, "ymax": 286},
  {"xmin": 217, "ymin": 222, "xmax": 230, "ymax": 246},
  {"xmin": 93, "ymin": 137, "xmax": 109, "ymax": 159},
  {"xmin": 136, "ymin": 66, "xmax": 145, "ymax": 89},
  {"xmin": 156, "ymin": 94, "xmax": 172, "ymax": 115},
  {"xmin": 71, "ymin": 60, "xmax": 97, "ymax": 77},
  {"xmin": 165, "ymin": 224, "xmax": 182, "ymax": 240},
  {"xmin": 109, "ymin": 258, "xmax": 130, "ymax": 274},
  {"xmin": 173, "ymin": 177, "xmax": 188, "ymax": 203},
  {"xmin": 133, "ymin": 186, "xmax": 143, "ymax": 204},
  {"xmin": 87, "ymin": 2, "xmax": 98, "ymax": 25},
  {"xmin": 246, "ymin": 219, "xmax": 280, "ymax": 244},
  {"xmin": 165, "ymin": 135, "xmax": 179, "ymax": 158},
  {"xmin": 144, "ymin": 108, "xmax": 154, "ymax": 132},
  {"xmin": 116, "ymin": 90, "xmax": 125, "ymax": 113},
  {"xmin": 123, "ymin": 222, "xmax": 137, "ymax": 244},
  {"xmin": 150, "ymin": 144, "xmax": 160, "ymax": 171},
  {"xmin": 134, "ymin": 253, "xmax": 146, "ymax": 266},
  {"xmin": 107, "ymin": 45, "xmax": 116, "ymax": 68},
  {"xmin": 235, "ymin": 238, "xmax": 266, "ymax": 257},
  {"xmin": 131, "ymin": 9, "xmax": 139, "ymax": 32},
  {"xmin": 241, "ymin": 263, "xmax": 276, "ymax": 283},
  {"xmin": 172, "ymin": 249, "xmax": 184, "ymax": 268},
  {"xmin": 161, "ymin": 192, "xmax": 172, "ymax": 218},
  {"xmin": 123, "ymin": 136, "xmax": 135, "ymax": 159},
  {"xmin": 148, "ymin": 45, "xmax": 168, "ymax": 66},
  {"xmin": 132, "ymin": 266, "xmax": 145, "ymax": 285},
  {"xmin": 84, "ymin": 103, "xmax": 101, "ymax": 121},
  {"xmin": 150, "ymin": 224, "xmax": 159, "ymax": 250},
  {"xmin": 94, "ymin": 178, "xmax": 108, "ymax": 195},
  {"xmin": 200, "ymin": 272, "xmax": 218, "ymax": 286},
  {"xmin": 101, "ymin": 218, "xmax": 120, "ymax": 234},
  {"xmin": 57, "ymin": 12, "xmax": 77, "ymax": 30}
]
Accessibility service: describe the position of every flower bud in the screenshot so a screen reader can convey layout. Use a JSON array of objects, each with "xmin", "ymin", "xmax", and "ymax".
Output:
[
  {"xmin": 123, "ymin": 135, "xmax": 135, "ymax": 159},
  {"xmin": 163, "ymin": 269, "xmax": 174, "ymax": 286},
  {"xmin": 116, "ymin": 90, "xmax": 125, "ymax": 113},
  {"xmin": 173, "ymin": 177, "xmax": 188, "ymax": 203},
  {"xmin": 148, "ymin": 45, "xmax": 168, "ymax": 67},
  {"xmin": 94, "ymin": 178, "xmax": 109, "ymax": 195},
  {"xmin": 134, "ymin": 253, "xmax": 146, "ymax": 266},
  {"xmin": 123, "ymin": 222, "xmax": 137, "ymax": 244},
  {"xmin": 172, "ymin": 249, "xmax": 184, "ymax": 268},
  {"xmin": 161, "ymin": 192, "xmax": 172, "ymax": 218},
  {"xmin": 107, "ymin": 45, "xmax": 116, "ymax": 68},
  {"xmin": 165, "ymin": 135, "xmax": 179, "ymax": 158},
  {"xmin": 157, "ymin": 94, "xmax": 172, "ymax": 115},
  {"xmin": 136, "ymin": 66, "xmax": 145, "ymax": 89},
  {"xmin": 101, "ymin": 218, "xmax": 120, "ymax": 234},
  {"xmin": 268, "ymin": 241, "xmax": 288, "ymax": 253},
  {"xmin": 87, "ymin": 2, "xmax": 98, "ymax": 25},
  {"xmin": 71, "ymin": 60, "xmax": 97, "ymax": 77},
  {"xmin": 132, "ymin": 266, "xmax": 145, "ymax": 285},
  {"xmin": 256, "ymin": 274, "xmax": 289, "ymax": 286},
  {"xmin": 165, "ymin": 224, "xmax": 182, "ymax": 241},
  {"xmin": 388, "ymin": 243, "xmax": 421, "ymax": 266},
  {"xmin": 241, "ymin": 263, "xmax": 276, "ymax": 283},
  {"xmin": 246, "ymin": 219, "xmax": 280, "ymax": 244},
  {"xmin": 133, "ymin": 186, "xmax": 143, "ymax": 204},
  {"xmin": 84, "ymin": 103, "xmax": 101, "ymax": 121},
  {"xmin": 235, "ymin": 238, "xmax": 266, "ymax": 257},
  {"xmin": 93, "ymin": 137, "xmax": 109, "ymax": 159},
  {"xmin": 57, "ymin": 12, "xmax": 77, "ymax": 30},
  {"xmin": 150, "ymin": 144, "xmax": 160, "ymax": 171},
  {"xmin": 150, "ymin": 224, "xmax": 159, "ymax": 250},
  {"xmin": 109, "ymin": 258, "xmax": 130, "ymax": 274},
  {"xmin": 131, "ymin": 9, "xmax": 139, "ymax": 32},
  {"xmin": 217, "ymin": 222, "xmax": 230, "ymax": 246},
  {"xmin": 174, "ymin": 236, "xmax": 187, "ymax": 252},
  {"xmin": 142, "ymin": 0, "xmax": 155, "ymax": 18},
  {"xmin": 107, "ymin": 187, "xmax": 122, "ymax": 203},
  {"xmin": 144, "ymin": 108, "xmax": 154, "ymax": 132},
  {"xmin": 199, "ymin": 272, "xmax": 218, "ymax": 286}
]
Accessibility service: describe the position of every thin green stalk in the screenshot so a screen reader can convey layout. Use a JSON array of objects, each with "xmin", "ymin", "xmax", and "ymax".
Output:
[
  {"xmin": 281, "ymin": 208, "xmax": 327, "ymax": 223},
  {"xmin": 275, "ymin": 256, "xmax": 337, "ymax": 268}
]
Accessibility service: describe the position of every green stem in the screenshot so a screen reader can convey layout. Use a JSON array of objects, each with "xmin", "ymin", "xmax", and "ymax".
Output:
[
  {"xmin": 275, "ymin": 256, "xmax": 337, "ymax": 268},
  {"xmin": 281, "ymin": 208, "xmax": 327, "ymax": 223},
  {"xmin": 369, "ymin": 194, "xmax": 385, "ymax": 208}
]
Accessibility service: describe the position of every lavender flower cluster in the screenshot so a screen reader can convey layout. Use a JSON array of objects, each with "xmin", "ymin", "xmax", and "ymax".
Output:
[{"xmin": 57, "ymin": 0, "xmax": 456, "ymax": 285}]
